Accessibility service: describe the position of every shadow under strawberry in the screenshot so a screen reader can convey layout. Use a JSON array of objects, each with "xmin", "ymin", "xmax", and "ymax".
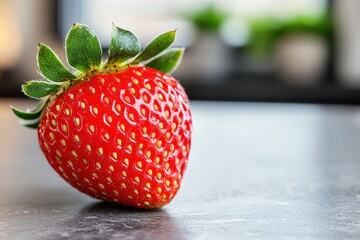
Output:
[{"xmin": 41, "ymin": 201, "xmax": 188, "ymax": 239}]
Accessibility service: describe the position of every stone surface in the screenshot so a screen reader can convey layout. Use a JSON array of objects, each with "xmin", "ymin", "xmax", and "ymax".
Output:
[{"xmin": 1, "ymin": 99, "xmax": 360, "ymax": 239}]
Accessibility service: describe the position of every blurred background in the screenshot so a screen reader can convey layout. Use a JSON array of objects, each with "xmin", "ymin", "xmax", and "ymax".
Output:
[{"xmin": 2, "ymin": 0, "xmax": 360, "ymax": 104}]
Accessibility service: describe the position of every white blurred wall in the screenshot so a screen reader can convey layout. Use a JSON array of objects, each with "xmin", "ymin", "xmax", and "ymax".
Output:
[{"xmin": 335, "ymin": 0, "xmax": 360, "ymax": 86}]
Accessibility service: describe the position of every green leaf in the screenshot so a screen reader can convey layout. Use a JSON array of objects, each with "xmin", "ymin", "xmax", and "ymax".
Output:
[
  {"xmin": 11, "ymin": 99, "xmax": 47, "ymax": 120},
  {"xmin": 37, "ymin": 43, "xmax": 76, "ymax": 82},
  {"xmin": 146, "ymin": 48, "xmax": 184, "ymax": 74},
  {"xmin": 22, "ymin": 81, "xmax": 60, "ymax": 99},
  {"xmin": 65, "ymin": 23, "xmax": 102, "ymax": 73},
  {"xmin": 19, "ymin": 119, "xmax": 40, "ymax": 129},
  {"xmin": 133, "ymin": 30, "xmax": 176, "ymax": 63},
  {"xmin": 108, "ymin": 24, "xmax": 140, "ymax": 64}
]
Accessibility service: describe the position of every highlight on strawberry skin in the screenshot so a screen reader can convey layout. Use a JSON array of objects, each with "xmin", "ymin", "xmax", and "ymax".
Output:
[{"xmin": 11, "ymin": 23, "xmax": 192, "ymax": 209}]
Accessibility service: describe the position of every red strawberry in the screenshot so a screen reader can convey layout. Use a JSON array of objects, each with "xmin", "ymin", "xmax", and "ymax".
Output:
[{"xmin": 11, "ymin": 23, "xmax": 192, "ymax": 209}]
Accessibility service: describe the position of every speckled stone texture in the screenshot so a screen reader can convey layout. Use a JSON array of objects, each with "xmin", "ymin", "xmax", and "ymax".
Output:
[{"xmin": 1, "ymin": 100, "xmax": 360, "ymax": 239}]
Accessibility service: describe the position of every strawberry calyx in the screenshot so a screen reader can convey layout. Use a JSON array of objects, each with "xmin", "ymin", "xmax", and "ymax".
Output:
[{"xmin": 11, "ymin": 23, "xmax": 184, "ymax": 128}]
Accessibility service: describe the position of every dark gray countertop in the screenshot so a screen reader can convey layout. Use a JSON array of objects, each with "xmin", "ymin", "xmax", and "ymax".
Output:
[{"xmin": 1, "ymin": 99, "xmax": 360, "ymax": 240}]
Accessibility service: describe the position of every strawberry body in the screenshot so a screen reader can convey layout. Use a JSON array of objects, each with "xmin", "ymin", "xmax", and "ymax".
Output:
[
  {"xmin": 12, "ymin": 23, "xmax": 191, "ymax": 209},
  {"xmin": 38, "ymin": 67, "xmax": 192, "ymax": 208}
]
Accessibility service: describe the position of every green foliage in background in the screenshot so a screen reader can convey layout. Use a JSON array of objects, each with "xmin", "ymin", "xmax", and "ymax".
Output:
[
  {"xmin": 186, "ymin": 5, "xmax": 229, "ymax": 33},
  {"xmin": 247, "ymin": 15, "xmax": 333, "ymax": 57}
]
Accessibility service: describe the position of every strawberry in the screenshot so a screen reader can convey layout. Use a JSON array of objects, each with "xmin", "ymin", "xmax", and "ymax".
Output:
[{"xmin": 11, "ymin": 23, "xmax": 192, "ymax": 209}]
